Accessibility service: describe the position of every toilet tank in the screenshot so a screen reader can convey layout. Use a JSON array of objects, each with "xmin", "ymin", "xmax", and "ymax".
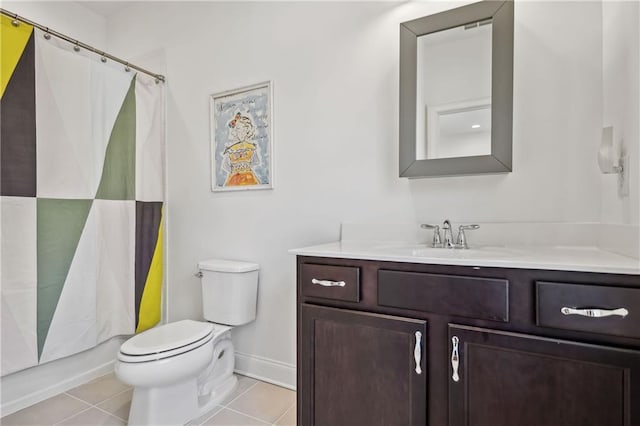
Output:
[{"xmin": 198, "ymin": 259, "xmax": 259, "ymax": 326}]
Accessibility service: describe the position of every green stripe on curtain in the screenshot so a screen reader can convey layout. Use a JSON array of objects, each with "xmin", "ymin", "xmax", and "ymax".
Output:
[
  {"xmin": 95, "ymin": 76, "xmax": 136, "ymax": 200},
  {"xmin": 36, "ymin": 198, "xmax": 93, "ymax": 359}
]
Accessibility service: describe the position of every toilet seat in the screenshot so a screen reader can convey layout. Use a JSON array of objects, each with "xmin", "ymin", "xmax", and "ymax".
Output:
[{"xmin": 118, "ymin": 320, "xmax": 230, "ymax": 363}]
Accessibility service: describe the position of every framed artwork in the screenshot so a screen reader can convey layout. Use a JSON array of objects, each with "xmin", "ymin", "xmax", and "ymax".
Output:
[{"xmin": 210, "ymin": 81, "xmax": 273, "ymax": 191}]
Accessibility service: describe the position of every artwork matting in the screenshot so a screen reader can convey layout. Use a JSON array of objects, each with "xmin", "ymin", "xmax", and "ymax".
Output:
[{"xmin": 210, "ymin": 81, "xmax": 273, "ymax": 192}]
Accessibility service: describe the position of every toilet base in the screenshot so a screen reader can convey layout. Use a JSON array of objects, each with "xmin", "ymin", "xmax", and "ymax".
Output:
[
  {"xmin": 197, "ymin": 374, "xmax": 238, "ymax": 417},
  {"xmin": 127, "ymin": 374, "xmax": 238, "ymax": 426},
  {"xmin": 128, "ymin": 378, "xmax": 198, "ymax": 426}
]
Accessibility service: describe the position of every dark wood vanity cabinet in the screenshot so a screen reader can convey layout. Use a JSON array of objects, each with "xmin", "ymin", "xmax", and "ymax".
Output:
[
  {"xmin": 296, "ymin": 257, "xmax": 640, "ymax": 426},
  {"xmin": 300, "ymin": 304, "xmax": 427, "ymax": 426},
  {"xmin": 448, "ymin": 325, "xmax": 640, "ymax": 426}
]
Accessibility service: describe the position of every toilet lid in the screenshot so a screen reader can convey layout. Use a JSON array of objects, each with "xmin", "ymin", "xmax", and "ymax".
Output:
[{"xmin": 120, "ymin": 319, "xmax": 214, "ymax": 356}]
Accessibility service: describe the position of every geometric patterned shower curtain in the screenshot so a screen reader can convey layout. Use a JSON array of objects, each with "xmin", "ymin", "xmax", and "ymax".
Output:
[{"xmin": 0, "ymin": 15, "xmax": 165, "ymax": 376}]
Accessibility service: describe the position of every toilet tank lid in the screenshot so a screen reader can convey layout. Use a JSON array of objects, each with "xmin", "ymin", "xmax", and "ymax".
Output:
[{"xmin": 198, "ymin": 258, "xmax": 259, "ymax": 273}]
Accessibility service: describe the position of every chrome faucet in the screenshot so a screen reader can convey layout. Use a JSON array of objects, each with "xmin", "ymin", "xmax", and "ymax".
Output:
[
  {"xmin": 456, "ymin": 224, "xmax": 480, "ymax": 249},
  {"xmin": 421, "ymin": 220, "xmax": 480, "ymax": 249},
  {"xmin": 420, "ymin": 224, "xmax": 442, "ymax": 247},
  {"xmin": 442, "ymin": 220, "xmax": 455, "ymax": 248}
]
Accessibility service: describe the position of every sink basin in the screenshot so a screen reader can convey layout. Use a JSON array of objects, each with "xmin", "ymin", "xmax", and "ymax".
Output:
[{"xmin": 372, "ymin": 243, "xmax": 524, "ymax": 259}]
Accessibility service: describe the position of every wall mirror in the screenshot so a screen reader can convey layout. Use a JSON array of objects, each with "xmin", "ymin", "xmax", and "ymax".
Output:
[{"xmin": 400, "ymin": 1, "xmax": 513, "ymax": 177}]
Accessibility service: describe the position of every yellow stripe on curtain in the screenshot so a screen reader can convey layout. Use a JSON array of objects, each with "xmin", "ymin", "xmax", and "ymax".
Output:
[
  {"xmin": 136, "ymin": 211, "xmax": 163, "ymax": 333},
  {"xmin": 0, "ymin": 15, "xmax": 33, "ymax": 98}
]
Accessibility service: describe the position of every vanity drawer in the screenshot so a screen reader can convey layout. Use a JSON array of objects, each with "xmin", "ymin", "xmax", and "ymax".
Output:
[
  {"xmin": 378, "ymin": 270, "xmax": 509, "ymax": 322},
  {"xmin": 300, "ymin": 263, "xmax": 360, "ymax": 302},
  {"xmin": 536, "ymin": 281, "xmax": 640, "ymax": 339}
]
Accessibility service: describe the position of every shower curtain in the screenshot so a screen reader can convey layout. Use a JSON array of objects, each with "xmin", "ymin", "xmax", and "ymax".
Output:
[{"xmin": 0, "ymin": 15, "xmax": 165, "ymax": 376}]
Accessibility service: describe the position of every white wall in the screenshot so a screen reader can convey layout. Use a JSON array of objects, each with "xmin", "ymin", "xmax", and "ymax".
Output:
[
  {"xmin": 599, "ymin": 1, "xmax": 640, "ymax": 257},
  {"xmin": 2, "ymin": 1, "xmax": 106, "ymax": 47},
  {"xmin": 412, "ymin": 1, "xmax": 604, "ymax": 224},
  {"xmin": 103, "ymin": 1, "xmax": 612, "ymax": 387},
  {"xmin": 0, "ymin": 2, "xmax": 120, "ymax": 415}
]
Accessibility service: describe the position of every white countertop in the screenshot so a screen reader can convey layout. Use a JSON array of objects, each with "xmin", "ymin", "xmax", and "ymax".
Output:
[{"xmin": 289, "ymin": 241, "xmax": 640, "ymax": 275}]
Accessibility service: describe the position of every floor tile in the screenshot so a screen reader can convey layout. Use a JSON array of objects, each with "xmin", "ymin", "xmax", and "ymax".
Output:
[
  {"xmin": 1, "ymin": 393, "xmax": 90, "ymax": 426},
  {"xmin": 220, "ymin": 375, "xmax": 258, "ymax": 405},
  {"xmin": 96, "ymin": 389, "xmax": 132, "ymax": 421},
  {"xmin": 227, "ymin": 382, "xmax": 295, "ymax": 423},
  {"xmin": 188, "ymin": 405, "xmax": 223, "ymax": 425},
  {"xmin": 275, "ymin": 404, "xmax": 296, "ymax": 426},
  {"xmin": 56, "ymin": 407, "xmax": 126, "ymax": 425},
  {"xmin": 202, "ymin": 408, "xmax": 269, "ymax": 425},
  {"xmin": 1, "ymin": 374, "xmax": 296, "ymax": 426},
  {"xmin": 66, "ymin": 373, "xmax": 130, "ymax": 405}
]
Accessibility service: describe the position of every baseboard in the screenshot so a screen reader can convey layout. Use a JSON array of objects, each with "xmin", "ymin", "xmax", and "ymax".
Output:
[
  {"xmin": 234, "ymin": 351, "xmax": 296, "ymax": 391},
  {"xmin": 1, "ymin": 337, "xmax": 124, "ymax": 416}
]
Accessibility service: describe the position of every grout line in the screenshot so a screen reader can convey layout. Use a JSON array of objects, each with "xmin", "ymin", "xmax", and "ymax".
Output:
[
  {"xmin": 188, "ymin": 404, "xmax": 224, "ymax": 426},
  {"xmin": 62, "ymin": 391, "xmax": 105, "ymax": 408},
  {"xmin": 271, "ymin": 401, "xmax": 296, "ymax": 425},
  {"xmin": 93, "ymin": 405, "xmax": 127, "ymax": 425},
  {"xmin": 61, "ymin": 392, "xmax": 93, "ymax": 406},
  {"xmin": 18, "ymin": 375, "xmax": 293, "ymax": 426},
  {"xmin": 95, "ymin": 388, "xmax": 132, "ymax": 422},
  {"xmin": 92, "ymin": 404, "xmax": 127, "ymax": 422},
  {"xmin": 222, "ymin": 406, "xmax": 271, "ymax": 425},
  {"xmin": 98, "ymin": 387, "xmax": 132, "ymax": 405},
  {"xmin": 52, "ymin": 406, "xmax": 94, "ymax": 426},
  {"xmin": 63, "ymin": 389, "xmax": 131, "ymax": 422},
  {"xmin": 222, "ymin": 377, "xmax": 260, "ymax": 407}
]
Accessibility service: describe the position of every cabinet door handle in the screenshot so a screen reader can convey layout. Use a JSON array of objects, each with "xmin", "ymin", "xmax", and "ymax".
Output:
[
  {"xmin": 311, "ymin": 278, "xmax": 346, "ymax": 287},
  {"xmin": 451, "ymin": 336, "xmax": 460, "ymax": 383},
  {"xmin": 414, "ymin": 331, "xmax": 422, "ymax": 375},
  {"xmin": 561, "ymin": 307, "xmax": 629, "ymax": 318}
]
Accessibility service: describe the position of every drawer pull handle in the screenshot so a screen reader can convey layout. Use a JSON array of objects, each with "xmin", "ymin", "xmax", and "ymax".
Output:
[
  {"xmin": 451, "ymin": 336, "xmax": 460, "ymax": 383},
  {"xmin": 311, "ymin": 278, "xmax": 346, "ymax": 287},
  {"xmin": 414, "ymin": 331, "xmax": 422, "ymax": 375},
  {"xmin": 561, "ymin": 307, "xmax": 629, "ymax": 318}
]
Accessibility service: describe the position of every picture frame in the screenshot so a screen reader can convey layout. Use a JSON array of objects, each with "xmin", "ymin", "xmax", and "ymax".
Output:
[{"xmin": 210, "ymin": 81, "xmax": 273, "ymax": 192}]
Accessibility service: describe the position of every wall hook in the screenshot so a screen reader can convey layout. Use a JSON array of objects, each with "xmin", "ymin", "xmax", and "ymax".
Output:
[
  {"xmin": 598, "ymin": 127, "xmax": 623, "ymax": 174},
  {"xmin": 599, "ymin": 126, "xmax": 629, "ymax": 198}
]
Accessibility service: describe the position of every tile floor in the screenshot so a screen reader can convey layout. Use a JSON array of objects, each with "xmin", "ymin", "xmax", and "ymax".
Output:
[{"xmin": 2, "ymin": 374, "xmax": 296, "ymax": 426}]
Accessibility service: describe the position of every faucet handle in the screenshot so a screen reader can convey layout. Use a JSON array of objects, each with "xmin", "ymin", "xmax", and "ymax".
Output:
[
  {"xmin": 456, "ymin": 224, "xmax": 480, "ymax": 249},
  {"xmin": 420, "ymin": 224, "xmax": 442, "ymax": 247}
]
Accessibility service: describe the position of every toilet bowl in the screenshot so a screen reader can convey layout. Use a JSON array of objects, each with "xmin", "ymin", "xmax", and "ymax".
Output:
[
  {"xmin": 115, "ymin": 259, "xmax": 259, "ymax": 426},
  {"xmin": 115, "ymin": 320, "xmax": 237, "ymax": 425}
]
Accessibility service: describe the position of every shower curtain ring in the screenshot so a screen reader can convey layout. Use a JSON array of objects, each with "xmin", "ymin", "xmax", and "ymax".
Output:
[
  {"xmin": 74, "ymin": 42, "xmax": 80, "ymax": 52},
  {"xmin": 124, "ymin": 63, "xmax": 131, "ymax": 72},
  {"xmin": 11, "ymin": 14, "xmax": 19, "ymax": 26},
  {"xmin": 44, "ymin": 28, "xmax": 51, "ymax": 40}
]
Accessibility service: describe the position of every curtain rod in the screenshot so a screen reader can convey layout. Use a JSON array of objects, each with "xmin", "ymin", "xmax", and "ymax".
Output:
[{"xmin": 1, "ymin": 8, "xmax": 165, "ymax": 83}]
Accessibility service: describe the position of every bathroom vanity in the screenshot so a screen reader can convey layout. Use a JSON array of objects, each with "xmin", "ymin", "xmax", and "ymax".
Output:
[{"xmin": 292, "ymin": 242, "xmax": 640, "ymax": 426}]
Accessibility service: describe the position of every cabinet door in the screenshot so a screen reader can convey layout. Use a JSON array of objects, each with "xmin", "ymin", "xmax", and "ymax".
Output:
[
  {"xmin": 300, "ymin": 304, "xmax": 427, "ymax": 426},
  {"xmin": 448, "ymin": 324, "xmax": 640, "ymax": 426}
]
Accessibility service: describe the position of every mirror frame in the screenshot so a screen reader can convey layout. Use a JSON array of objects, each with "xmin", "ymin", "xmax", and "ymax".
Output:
[{"xmin": 399, "ymin": 0, "xmax": 514, "ymax": 178}]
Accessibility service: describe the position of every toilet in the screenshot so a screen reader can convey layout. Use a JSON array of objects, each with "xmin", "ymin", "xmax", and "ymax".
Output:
[{"xmin": 115, "ymin": 259, "xmax": 259, "ymax": 426}]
